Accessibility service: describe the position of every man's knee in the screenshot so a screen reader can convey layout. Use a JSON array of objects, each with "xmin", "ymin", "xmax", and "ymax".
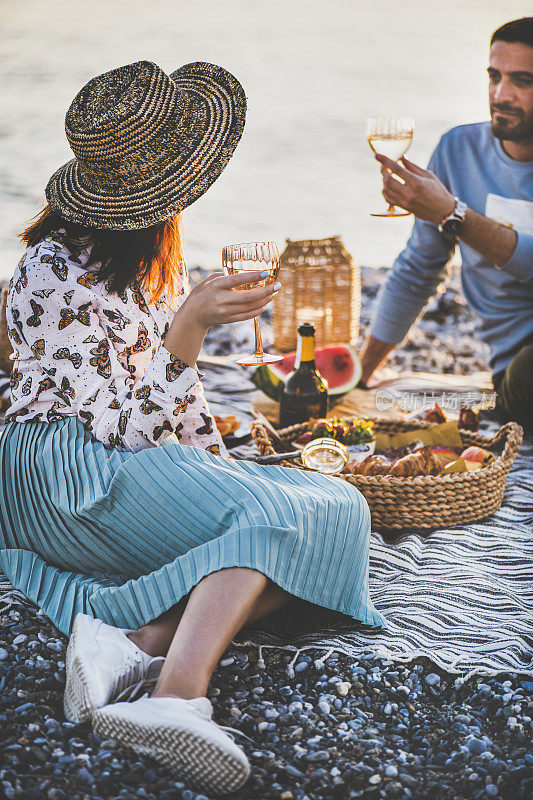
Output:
[{"xmin": 496, "ymin": 344, "xmax": 533, "ymax": 430}]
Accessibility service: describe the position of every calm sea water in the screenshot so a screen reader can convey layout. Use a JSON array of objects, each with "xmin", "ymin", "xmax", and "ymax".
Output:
[{"xmin": 0, "ymin": 0, "xmax": 528, "ymax": 280}]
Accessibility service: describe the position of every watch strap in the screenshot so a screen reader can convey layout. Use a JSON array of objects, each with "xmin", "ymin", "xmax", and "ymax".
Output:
[{"xmin": 438, "ymin": 198, "xmax": 467, "ymax": 237}]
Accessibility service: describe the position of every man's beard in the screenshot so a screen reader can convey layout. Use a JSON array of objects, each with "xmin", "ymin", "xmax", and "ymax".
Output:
[{"xmin": 490, "ymin": 104, "xmax": 533, "ymax": 141}]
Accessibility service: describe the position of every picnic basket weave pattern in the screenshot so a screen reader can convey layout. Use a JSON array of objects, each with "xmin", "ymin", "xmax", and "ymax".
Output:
[
  {"xmin": 251, "ymin": 417, "xmax": 523, "ymax": 532},
  {"xmin": 272, "ymin": 237, "xmax": 360, "ymax": 352}
]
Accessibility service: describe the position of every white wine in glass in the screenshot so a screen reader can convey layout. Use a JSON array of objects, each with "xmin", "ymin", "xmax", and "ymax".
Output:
[
  {"xmin": 222, "ymin": 241, "xmax": 283, "ymax": 367},
  {"xmin": 366, "ymin": 117, "xmax": 415, "ymax": 217}
]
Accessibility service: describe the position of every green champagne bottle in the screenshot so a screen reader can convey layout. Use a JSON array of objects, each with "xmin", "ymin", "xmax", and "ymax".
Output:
[{"xmin": 279, "ymin": 323, "xmax": 329, "ymax": 427}]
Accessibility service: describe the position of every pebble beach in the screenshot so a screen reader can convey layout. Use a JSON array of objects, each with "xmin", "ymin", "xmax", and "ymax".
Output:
[
  {"xmin": 1, "ymin": 602, "xmax": 532, "ymax": 800},
  {"xmin": 1, "ymin": 262, "xmax": 532, "ymax": 800}
]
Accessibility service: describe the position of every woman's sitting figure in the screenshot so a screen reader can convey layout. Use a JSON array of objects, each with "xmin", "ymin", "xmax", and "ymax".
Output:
[{"xmin": 0, "ymin": 60, "xmax": 385, "ymax": 795}]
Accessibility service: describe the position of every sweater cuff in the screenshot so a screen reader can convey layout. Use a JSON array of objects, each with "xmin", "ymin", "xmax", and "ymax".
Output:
[
  {"xmin": 370, "ymin": 316, "xmax": 409, "ymax": 345},
  {"xmin": 498, "ymin": 231, "xmax": 533, "ymax": 284}
]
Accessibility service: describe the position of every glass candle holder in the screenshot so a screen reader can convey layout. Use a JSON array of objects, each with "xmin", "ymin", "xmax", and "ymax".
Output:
[{"xmin": 301, "ymin": 437, "xmax": 349, "ymax": 475}]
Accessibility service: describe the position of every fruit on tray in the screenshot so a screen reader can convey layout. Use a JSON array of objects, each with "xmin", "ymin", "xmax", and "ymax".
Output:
[
  {"xmin": 251, "ymin": 344, "xmax": 362, "ymax": 400},
  {"xmin": 424, "ymin": 403, "xmax": 447, "ymax": 423},
  {"xmin": 441, "ymin": 457, "xmax": 482, "ymax": 474},
  {"xmin": 431, "ymin": 446, "xmax": 462, "ymax": 469},
  {"xmin": 458, "ymin": 403, "xmax": 479, "ymax": 432},
  {"xmin": 460, "ymin": 446, "xmax": 495, "ymax": 466},
  {"xmin": 214, "ymin": 415, "xmax": 241, "ymax": 437}
]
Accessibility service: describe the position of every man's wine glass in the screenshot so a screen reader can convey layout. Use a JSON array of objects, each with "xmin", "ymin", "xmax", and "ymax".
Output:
[
  {"xmin": 222, "ymin": 241, "xmax": 283, "ymax": 367},
  {"xmin": 367, "ymin": 117, "xmax": 415, "ymax": 217}
]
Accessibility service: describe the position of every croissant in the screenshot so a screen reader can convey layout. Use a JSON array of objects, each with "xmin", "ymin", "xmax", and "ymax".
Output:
[
  {"xmin": 388, "ymin": 446, "xmax": 442, "ymax": 477},
  {"xmin": 352, "ymin": 455, "xmax": 392, "ymax": 476}
]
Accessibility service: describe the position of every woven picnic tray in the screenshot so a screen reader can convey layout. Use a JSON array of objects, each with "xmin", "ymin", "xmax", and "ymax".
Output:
[{"xmin": 251, "ymin": 417, "xmax": 523, "ymax": 532}]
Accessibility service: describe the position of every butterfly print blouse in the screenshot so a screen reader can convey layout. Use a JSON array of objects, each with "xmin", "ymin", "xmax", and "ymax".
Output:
[{"xmin": 5, "ymin": 235, "xmax": 226, "ymax": 455}]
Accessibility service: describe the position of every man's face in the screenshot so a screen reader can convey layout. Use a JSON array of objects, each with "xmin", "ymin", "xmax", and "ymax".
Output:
[{"xmin": 488, "ymin": 40, "xmax": 533, "ymax": 141}]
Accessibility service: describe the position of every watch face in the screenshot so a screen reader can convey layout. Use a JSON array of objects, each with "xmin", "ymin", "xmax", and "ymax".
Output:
[{"xmin": 445, "ymin": 219, "xmax": 461, "ymax": 233}]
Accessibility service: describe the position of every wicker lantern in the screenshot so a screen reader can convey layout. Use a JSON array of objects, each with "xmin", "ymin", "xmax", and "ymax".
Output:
[{"xmin": 273, "ymin": 236, "xmax": 360, "ymax": 352}]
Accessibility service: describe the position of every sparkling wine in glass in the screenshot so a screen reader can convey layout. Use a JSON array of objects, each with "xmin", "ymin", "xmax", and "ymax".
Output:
[
  {"xmin": 222, "ymin": 241, "xmax": 283, "ymax": 367},
  {"xmin": 366, "ymin": 117, "xmax": 415, "ymax": 217}
]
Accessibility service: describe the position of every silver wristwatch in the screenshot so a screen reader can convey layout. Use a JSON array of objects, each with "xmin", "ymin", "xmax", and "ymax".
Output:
[{"xmin": 438, "ymin": 197, "xmax": 467, "ymax": 241}]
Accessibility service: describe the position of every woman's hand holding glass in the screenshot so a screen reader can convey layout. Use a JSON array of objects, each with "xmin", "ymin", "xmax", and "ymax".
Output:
[
  {"xmin": 163, "ymin": 272, "xmax": 280, "ymax": 369},
  {"xmin": 185, "ymin": 271, "xmax": 279, "ymax": 329}
]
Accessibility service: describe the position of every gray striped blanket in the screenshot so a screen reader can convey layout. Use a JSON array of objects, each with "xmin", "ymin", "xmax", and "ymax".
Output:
[
  {"xmin": 1, "ymin": 416, "xmax": 532, "ymax": 680},
  {"xmin": 237, "ymin": 422, "xmax": 533, "ymax": 680},
  {"xmin": 0, "ymin": 370, "xmax": 9, "ymax": 406}
]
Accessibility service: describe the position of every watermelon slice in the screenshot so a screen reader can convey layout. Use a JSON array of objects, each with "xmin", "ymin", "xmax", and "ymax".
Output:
[{"xmin": 251, "ymin": 344, "xmax": 362, "ymax": 401}]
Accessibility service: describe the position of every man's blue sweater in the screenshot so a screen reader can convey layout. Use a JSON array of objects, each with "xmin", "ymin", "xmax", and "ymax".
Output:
[{"xmin": 370, "ymin": 122, "xmax": 533, "ymax": 376}]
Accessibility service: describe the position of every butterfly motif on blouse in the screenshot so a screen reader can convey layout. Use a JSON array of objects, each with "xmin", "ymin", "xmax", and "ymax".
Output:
[
  {"xmin": 130, "ymin": 283, "xmax": 150, "ymax": 315},
  {"xmin": 21, "ymin": 377, "xmax": 33, "ymax": 396},
  {"xmin": 9, "ymin": 369, "xmax": 23, "ymax": 390},
  {"xmin": 31, "ymin": 339, "xmax": 46, "ymax": 359},
  {"xmin": 153, "ymin": 420, "xmax": 173, "ymax": 441},
  {"xmin": 134, "ymin": 385, "xmax": 150, "ymax": 400},
  {"xmin": 82, "ymin": 389, "xmax": 100, "ymax": 406},
  {"xmin": 77, "ymin": 271, "xmax": 100, "ymax": 289},
  {"xmin": 40, "ymin": 254, "xmax": 68, "ymax": 281},
  {"xmin": 206, "ymin": 444, "xmax": 221, "ymax": 456},
  {"xmin": 108, "ymin": 398, "xmax": 121, "ymax": 409},
  {"xmin": 118, "ymin": 407, "xmax": 132, "ymax": 436},
  {"xmin": 174, "ymin": 422, "xmax": 183, "ymax": 440},
  {"xmin": 53, "ymin": 347, "xmax": 83, "ymax": 369},
  {"xmin": 109, "ymin": 379, "xmax": 117, "ymax": 395},
  {"xmin": 185, "ymin": 393, "xmax": 197, "ymax": 404},
  {"xmin": 83, "ymin": 335, "xmax": 99, "ymax": 344},
  {"xmin": 11, "ymin": 308, "xmax": 23, "ymax": 334},
  {"xmin": 42, "ymin": 366, "xmax": 57, "ymax": 376},
  {"xmin": 36, "ymin": 376, "xmax": 57, "ymax": 396},
  {"xmin": 165, "ymin": 354, "xmax": 188, "ymax": 383},
  {"xmin": 172, "ymin": 398, "xmax": 189, "ymax": 416},
  {"xmin": 46, "ymin": 401, "xmax": 65, "ymax": 422},
  {"xmin": 79, "ymin": 409, "xmax": 94, "ymax": 430},
  {"xmin": 53, "ymin": 376, "xmax": 75, "ymax": 406},
  {"xmin": 139, "ymin": 398, "xmax": 163, "ymax": 415},
  {"xmin": 63, "ymin": 290, "xmax": 75, "ymax": 306},
  {"xmin": 103, "ymin": 309, "xmax": 131, "ymax": 330},
  {"xmin": 13, "ymin": 264, "xmax": 28, "ymax": 294},
  {"xmin": 58, "ymin": 302, "xmax": 92, "ymax": 330},
  {"xmin": 107, "ymin": 326, "xmax": 126, "ymax": 344},
  {"xmin": 8, "ymin": 327, "xmax": 22, "ymax": 345},
  {"xmin": 120, "ymin": 321, "xmax": 151, "ymax": 358},
  {"xmin": 32, "ymin": 289, "xmax": 55, "ymax": 299},
  {"xmin": 104, "ymin": 280, "xmax": 129, "ymax": 305},
  {"xmin": 89, "ymin": 340, "xmax": 112, "ymax": 379},
  {"xmin": 195, "ymin": 413, "xmax": 214, "ymax": 436},
  {"xmin": 27, "ymin": 299, "xmax": 44, "ymax": 327}
]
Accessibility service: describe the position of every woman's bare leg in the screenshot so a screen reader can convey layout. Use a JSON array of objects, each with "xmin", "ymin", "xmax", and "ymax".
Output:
[
  {"xmin": 150, "ymin": 567, "xmax": 290, "ymax": 700},
  {"xmin": 127, "ymin": 572, "xmax": 290, "ymax": 659}
]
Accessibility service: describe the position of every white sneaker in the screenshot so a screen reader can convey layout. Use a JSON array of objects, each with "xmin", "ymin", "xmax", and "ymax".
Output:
[
  {"xmin": 92, "ymin": 694, "xmax": 251, "ymax": 794},
  {"xmin": 64, "ymin": 613, "xmax": 165, "ymax": 723}
]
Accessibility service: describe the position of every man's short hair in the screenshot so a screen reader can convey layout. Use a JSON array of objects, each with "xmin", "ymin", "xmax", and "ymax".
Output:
[{"xmin": 491, "ymin": 18, "xmax": 533, "ymax": 48}]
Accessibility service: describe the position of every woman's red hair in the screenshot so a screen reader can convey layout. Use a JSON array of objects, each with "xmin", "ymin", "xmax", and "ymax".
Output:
[{"xmin": 20, "ymin": 205, "xmax": 186, "ymax": 307}]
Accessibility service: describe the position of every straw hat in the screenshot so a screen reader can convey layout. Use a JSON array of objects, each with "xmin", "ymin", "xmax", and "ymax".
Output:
[{"xmin": 45, "ymin": 60, "xmax": 246, "ymax": 229}]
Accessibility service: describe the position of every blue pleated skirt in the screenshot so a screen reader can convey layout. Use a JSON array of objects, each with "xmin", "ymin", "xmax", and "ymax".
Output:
[{"xmin": 0, "ymin": 416, "xmax": 386, "ymax": 637}]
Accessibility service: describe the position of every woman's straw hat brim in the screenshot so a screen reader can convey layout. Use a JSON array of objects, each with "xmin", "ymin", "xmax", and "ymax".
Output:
[{"xmin": 45, "ymin": 61, "xmax": 246, "ymax": 230}]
